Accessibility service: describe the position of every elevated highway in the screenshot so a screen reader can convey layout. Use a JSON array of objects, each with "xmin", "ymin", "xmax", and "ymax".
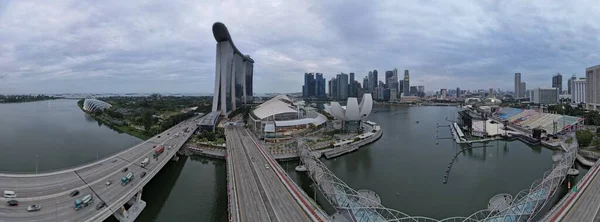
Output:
[
  {"xmin": 0, "ymin": 115, "xmax": 202, "ymax": 222},
  {"xmin": 225, "ymin": 126, "xmax": 328, "ymax": 222}
]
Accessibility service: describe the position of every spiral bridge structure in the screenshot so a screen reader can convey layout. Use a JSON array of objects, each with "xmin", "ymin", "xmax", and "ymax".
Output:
[{"xmin": 298, "ymin": 133, "xmax": 578, "ymax": 222}]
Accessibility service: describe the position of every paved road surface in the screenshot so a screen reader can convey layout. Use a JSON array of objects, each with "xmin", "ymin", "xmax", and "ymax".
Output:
[
  {"xmin": 0, "ymin": 116, "xmax": 201, "ymax": 222},
  {"xmin": 227, "ymin": 126, "xmax": 311, "ymax": 222},
  {"xmin": 561, "ymin": 163, "xmax": 600, "ymax": 222}
]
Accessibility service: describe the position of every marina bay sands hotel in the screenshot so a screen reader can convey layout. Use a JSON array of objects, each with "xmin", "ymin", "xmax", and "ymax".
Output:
[{"xmin": 211, "ymin": 22, "xmax": 254, "ymax": 115}]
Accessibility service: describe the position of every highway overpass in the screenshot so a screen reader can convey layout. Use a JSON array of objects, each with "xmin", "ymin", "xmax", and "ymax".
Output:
[
  {"xmin": 225, "ymin": 126, "xmax": 328, "ymax": 222},
  {"xmin": 0, "ymin": 115, "xmax": 202, "ymax": 222}
]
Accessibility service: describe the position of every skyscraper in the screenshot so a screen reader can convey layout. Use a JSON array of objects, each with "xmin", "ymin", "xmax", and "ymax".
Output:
[
  {"xmin": 349, "ymin": 73, "xmax": 356, "ymax": 97},
  {"xmin": 520, "ymin": 82, "xmax": 526, "ymax": 98},
  {"xmin": 336, "ymin": 73, "xmax": 349, "ymax": 100},
  {"xmin": 212, "ymin": 22, "xmax": 254, "ymax": 115},
  {"xmin": 367, "ymin": 71, "xmax": 374, "ymax": 93},
  {"xmin": 552, "ymin": 73, "xmax": 563, "ymax": 94},
  {"xmin": 456, "ymin": 87, "xmax": 461, "ymax": 98},
  {"xmin": 403, "ymin": 70, "xmax": 410, "ymax": 96},
  {"xmin": 409, "ymin": 86, "xmax": 418, "ymax": 96},
  {"xmin": 330, "ymin": 77, "xmax": 338, "ymax": 99},
  {"xmin": 385, "ymin": 71, "xmax": 394, "ymax": 87},
  {"xmin": 315, "ymin": 73, "xmax": 326, "ymax": 98},
  {"xmin": 398, "ymin": 80, "xmax": 404, "ymax": 96},
  {"xmin": 302, "ymin": 73, "xmax": 315, "ymax": 98},
  {"xmin": 567, "ymin": 75, "xmax": 576, "ymax": 95},
  {"xmin": 363, "ymin": 76, "xmax": 369, "ymax": 92},
  {"xmin": 372, "ymin": 70, "xmax": 378, "ymax": 93},
  {"xmin": 514, "ymin": 73, "xmax": 521, "ymax": 98}
]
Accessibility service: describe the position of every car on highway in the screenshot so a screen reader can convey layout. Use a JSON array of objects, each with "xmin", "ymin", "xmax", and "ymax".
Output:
[
  {"xmin": 105, "ymin": 180, "xmax": 112, "ymax": 186},
  {"xmin": 27, "ymin": 204, "xmax": 41, "ymax": 212},
  {"xmin": 158, "ymin": 135, "xmax": 161, "ymax": 138},
  {"xmin": 265, "ymin": 164, "xmax": 270, "ymax": 169},
  {"xmin": 112, "ymin": 159, "xmax": 118, "ymax": 163},
  {"xmin": 3, "ymin": 190, "xmax": 17, "ymax": 198},
  {"xmin": 141, "ymin": 172, "xmax": 147, "ymax": 178},
  {"xmin": 96, "ymin": 202, "xmax": 106, "ymax": 210},
  {"xmin": 122, "ymin": 167, "xmax": 128, "ymax": 172},
  {"xmin": 7, "ymin": 200, "xmax": 18, "ymax": 206},
  {"xmin": 70, "ymin": 190, "xmax": 80, "ymax": 197}
]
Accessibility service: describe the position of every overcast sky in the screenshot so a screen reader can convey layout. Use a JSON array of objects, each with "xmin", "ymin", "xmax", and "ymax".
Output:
[{"xmin": 1, "ymin": 0, "xmax": 599, "ymax": 94}]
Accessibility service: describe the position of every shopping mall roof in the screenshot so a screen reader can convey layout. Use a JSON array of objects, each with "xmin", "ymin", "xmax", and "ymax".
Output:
[{"xmin": 252, "ymin": 95, "xmax": 298, "ymax": 120}]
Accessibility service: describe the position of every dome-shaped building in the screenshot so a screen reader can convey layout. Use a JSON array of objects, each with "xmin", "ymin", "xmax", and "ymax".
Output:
[{"xmin": 83, "ymin": 95, "xmax": 112, "ymax": 112}]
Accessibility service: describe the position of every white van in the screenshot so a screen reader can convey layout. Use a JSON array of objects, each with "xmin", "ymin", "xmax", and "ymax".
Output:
[
  {"xmin": 3, "ymin": 190, "xmax": 17, "ymax": 198},
  {"xmin": 141, "ymin": 158, "xmax": 149, "ymax": 167}
]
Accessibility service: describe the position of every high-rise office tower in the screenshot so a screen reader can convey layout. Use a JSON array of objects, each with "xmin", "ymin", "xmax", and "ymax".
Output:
[
  {"xmin": 514, "ymin": 73, "xmax": 521, "ymax": 98},
  {"xmin": 330, "ymin": 77, "xmax": 338, "ymax": 99},
  {"xmin": 349, "ymin": 73, "xmax": 356, "ymax": 97},
  {"xmin": 367, "ymin": 71, "xmax": 374, "ymax": 93},
  {"xmin": 440, "ymin": 89, "xmax": 447, "ymax": 98},
  {"xmin": 336, "ymin": 73, "xmax": 349, "ymax": 100},
  {"xmin": 409, "ymin": 86, "xmax": 418, "ymax": 96},
  {"xmin": 418, "ymin": 86, "xmax": 425, "ymax": 97},
  {"xmin": 586, "ymin": 65, "xmax": 600, "ymax": 110},
  {"xmin": 363, "ymin": 76, "xmax": 369, "ymax": 92},
  {"xmin": 399, "ymin": 80, "xmax": 404, "ymax": 96},
  {"xmin": 489, "ymin": 88, "xmax": 494, "ymax": 98},
  {"xmin": 315, "ymin": 73, "xmax": 326, "ymax": 98},
  {"xmin": 385, "ymin": 71, "xmax": 394, "ymax": 87},
  {"xmin": 372, "ymin": 70, "xmax": 378, "ymax": 93},
  {"xmin": 212, "ymin": 22, "xmax": 254, "ymax": 115},
  {"xmin": 456, "ymin": 87, "xmax": 461, "ymax": 98},
  {"xmin": 403, "ymin": 70, "xmax": 410, "ymax": 96},
  {"xmin": 567, "ymin": 75, "xmax": 576, "ymax": 95},
  {"xmin": 552, "ymin": 73, "xmax": 563, "ymax": 94},
  {"xmin": 302, "ymin": 73, "xmax": 315, "ymax": 98}
]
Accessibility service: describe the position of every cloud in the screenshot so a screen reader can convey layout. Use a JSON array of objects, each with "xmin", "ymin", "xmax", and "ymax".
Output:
[{"xmin": 1, "ymin": 0, "xmax": 600, "ymax": 94}]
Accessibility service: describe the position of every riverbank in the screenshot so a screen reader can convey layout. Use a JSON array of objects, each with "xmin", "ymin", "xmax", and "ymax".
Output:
[
  {"xmin": 185, "ymin": 122, "xmax": 384, "ymax": 161},
  {"xmin": 77, "ymin": 102, "xmax": 152, "ymax": 140},
  {"xmin": 0, "ymin": 96, "xmax": 60, "ymax": 104}
]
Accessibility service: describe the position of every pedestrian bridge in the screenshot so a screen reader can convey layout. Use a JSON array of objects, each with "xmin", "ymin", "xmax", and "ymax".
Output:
[{"xmin": 297, "ymin": 134, "xmax": 578, "ymax": 222}]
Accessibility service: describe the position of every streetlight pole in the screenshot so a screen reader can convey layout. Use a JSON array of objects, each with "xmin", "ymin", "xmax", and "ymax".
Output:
[
  {"xmin": 563, "ymin": 105, "xmax": 566, "ymax": 132},
  {"xmin": 35, "ymin": 154, "xmax": 39, "ymax": 174}
]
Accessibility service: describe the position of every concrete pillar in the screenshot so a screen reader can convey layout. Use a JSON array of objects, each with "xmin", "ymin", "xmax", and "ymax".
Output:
[{"xmin": 113, "ymin": 188, "xmax": 146, "ymax": 222}]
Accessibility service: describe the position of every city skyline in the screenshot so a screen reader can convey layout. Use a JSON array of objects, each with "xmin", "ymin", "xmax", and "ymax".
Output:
[{"xmin": 2, "ymin": 1, "xmax": 600, "ymax": 94}]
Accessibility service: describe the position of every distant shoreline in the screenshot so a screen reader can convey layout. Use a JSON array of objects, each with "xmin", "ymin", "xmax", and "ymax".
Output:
[{"xmin": 0, "ymin": 97, "xmax": 61, "ymax": 104}]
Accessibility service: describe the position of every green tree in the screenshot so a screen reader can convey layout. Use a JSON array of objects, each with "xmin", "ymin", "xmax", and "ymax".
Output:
[
  {"xmin": 141, "ymin": 110, "xmax": 153, "ymax": 132},
  {"xmin": 576, "ymin": 130, "xmax": 594, "ymax": 147}
]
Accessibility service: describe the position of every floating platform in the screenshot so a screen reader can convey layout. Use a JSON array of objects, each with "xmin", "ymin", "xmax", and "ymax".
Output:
[
  {"xmin": 488, "ymin": 193, "xmax": 512, "ymax": 212},
  {"xmin": 568, "ymin": 168, "xmax": 579, "ymax": 176},
  {"xmin": 295, "ymin": 165, "xmax": 307, "ymax": 172}
]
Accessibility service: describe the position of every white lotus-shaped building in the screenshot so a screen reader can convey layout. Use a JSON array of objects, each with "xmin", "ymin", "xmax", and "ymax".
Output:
[{"xmin": 326, "ymin": 94, "xmax": 373, "ymax": 121}]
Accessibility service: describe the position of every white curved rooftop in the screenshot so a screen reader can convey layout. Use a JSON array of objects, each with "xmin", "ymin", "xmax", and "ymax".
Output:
[
  {"xmin": 275, "ymin": 112, "xmax": 327, "ymax": 127},
  {"xmin": 83, "ymin": 98, "xmax": 112, "ymax": 112},
  {"xmin": 253, "ymin": 95, "xmax": 298, "ymax": 120}
]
